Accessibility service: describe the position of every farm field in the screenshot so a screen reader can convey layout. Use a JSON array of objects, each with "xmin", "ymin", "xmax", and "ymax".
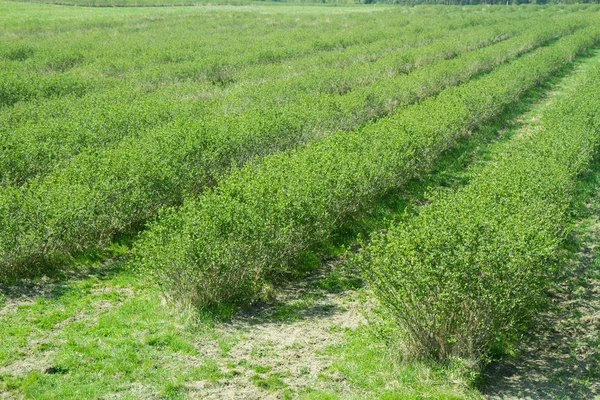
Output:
[{"xmin": 2, "ymin": 1, "xmax": 600, "ymax": 399}]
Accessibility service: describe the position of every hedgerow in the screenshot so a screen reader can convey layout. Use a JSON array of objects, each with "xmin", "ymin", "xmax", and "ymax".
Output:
[
  {"xmin": 361, "ymin": 56, "xmax": 600, "ymax": 363},
  {"xmin": 1, "ymin": 5, "xmax": 504, "ymax": 110},
  {"xmin": 1, "ymin": 14, "xmax": 547, "ymax": 186},
  {"xmin": 1, "ymin": 13, "xmax": 579, "ymax": 279},
  {"xmin": 134, "ymin": 26, "xmax": 600, "ymax": 309}
]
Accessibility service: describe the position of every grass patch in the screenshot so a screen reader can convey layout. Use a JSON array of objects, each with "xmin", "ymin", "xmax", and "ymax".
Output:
[
  {"xmin": 0, "ymin": 261, "xmax": 222, "ymax": 399},
  {"xmin": 301, "ymin": 327, "xmax": 481, "ymax": 399},
  {"xmin": 250, "ymin": 372, "xmax": 288, "ymax": 391}
]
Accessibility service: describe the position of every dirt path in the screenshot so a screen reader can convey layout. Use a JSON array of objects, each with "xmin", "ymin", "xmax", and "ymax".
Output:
[{"xmin": 187, "ymin": 267, "xmax": 364, "ymax": 399}]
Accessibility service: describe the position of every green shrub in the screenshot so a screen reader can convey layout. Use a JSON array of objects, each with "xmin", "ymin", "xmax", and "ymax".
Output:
[
  {"xmin": 3, "ymin": 11, "xmax": 580, "ymax": 279},
  {"xmin": 361, "ymin": 56, "xmax": 600, "ymax": 362},
  {"xmin": 135, "ymin": 25, "xmax": 600, "ymax": 309}
]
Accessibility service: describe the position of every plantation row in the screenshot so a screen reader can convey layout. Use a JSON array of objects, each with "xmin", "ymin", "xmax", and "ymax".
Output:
[
  {"xmin": 0, "ymin": 5, "xmax": 524, "ymax": 109},
  {"xmin": 363, "ymin": 56, "xmax": 600, "ymax": 362},
  {"xmin": 134, "ymin": 26, "xmax": 600, "ymax": 308},
  {"xmin": 1, "ymin": 10, "xmax": 400, "ymax": 106},
  {"xmin": 0, "ymin": 16, "xmax": 588, "ymax": 280},
  {"xmin": 4, "ymin": 10, "xmax": 581, "ymax": 186},
  {"xmin": 0, "ymin": 16, "xmax": 536, "ymax": 185}
]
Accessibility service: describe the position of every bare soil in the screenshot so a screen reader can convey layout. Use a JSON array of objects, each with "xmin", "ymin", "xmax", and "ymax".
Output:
[{"xmin": 188, "ymin": 267, "xmax": 364, "ymax": 399}]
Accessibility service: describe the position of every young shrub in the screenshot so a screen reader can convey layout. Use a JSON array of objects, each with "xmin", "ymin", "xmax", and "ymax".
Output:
[{"xmin": 361, "ymin": 60, "xmax": 600, "ymax": 362}]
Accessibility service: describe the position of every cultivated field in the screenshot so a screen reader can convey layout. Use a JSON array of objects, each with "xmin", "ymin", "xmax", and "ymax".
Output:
[{"xmin": 1, "ymin": 2, "xmax": 600, "ymax": 399}]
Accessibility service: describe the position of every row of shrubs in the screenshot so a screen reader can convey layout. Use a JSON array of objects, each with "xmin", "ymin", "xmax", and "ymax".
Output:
[
  {"xmin": 0, "ymin": 13, "xmax": 574, "ymax": 279},
  {"xmin": 2, "ymin": 13, "xmax": 549, "ymax": 186},
  {"xmin": 134, "ymin": 25, "xmax": 600, "ymax": 309},
  {"xmin": 362, "ymin": 53, "xmax": 600, "ymax": 363},
  {"xmin": 1, "ymin": 7, "xmax": 392, "ymax": 105},
  {"xmin": 0, "ymin": 5, "xmax": 504, "ymax": 109}
]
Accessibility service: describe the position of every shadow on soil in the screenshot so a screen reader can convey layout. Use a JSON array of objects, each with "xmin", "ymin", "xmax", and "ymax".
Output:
[
  {"xmin": 228, "ymin": 259, "xmax": 362, "ymax": 328},
  {"xmin": 0, "ymin": 258, "xmax": 126, "ymax": 305}
]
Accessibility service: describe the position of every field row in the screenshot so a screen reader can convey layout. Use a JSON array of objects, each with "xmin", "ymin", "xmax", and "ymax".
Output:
[
  {"xmin": 134, "ymin": 25, "xmax": 600, "ymax": 308},
  {"xmin": 3, "ymin": 13, "xmax": 593, "ymax": 279},
  {"xmin": 4, "ymin": 10, "xmax": 584, "ymax": 186},
  {"xmin": 1, "ymin": 5, "xmax": 531, "ymax": 109},
  {"xmin": 0, "ymin": 17, "xmax": 536, "ymax": 185},
  {"xmin": 364, "ymin": 52, "xmax": 600, "ymax": 361}
]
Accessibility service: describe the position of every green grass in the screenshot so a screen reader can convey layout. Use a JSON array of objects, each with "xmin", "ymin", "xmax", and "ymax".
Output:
[
  {"xmin": 0, "ymin": 263, "xmax": 210, "ymax": 398},
  {"xmin": 303, "ymin": 327, "xmax": 481, "ymax": 399},
  {"xmin": 250, "ymin": 372, "xmax": 288, "ymax": 391},
  {"xmin": 0, "ymin": 258, "xmax": 479, "ymax": 399}
]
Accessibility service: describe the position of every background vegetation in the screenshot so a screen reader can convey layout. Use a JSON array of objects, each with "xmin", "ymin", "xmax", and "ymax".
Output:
[{"xmin": 9, "ymin": 0, "xmax": 600, "ymax": 8}]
